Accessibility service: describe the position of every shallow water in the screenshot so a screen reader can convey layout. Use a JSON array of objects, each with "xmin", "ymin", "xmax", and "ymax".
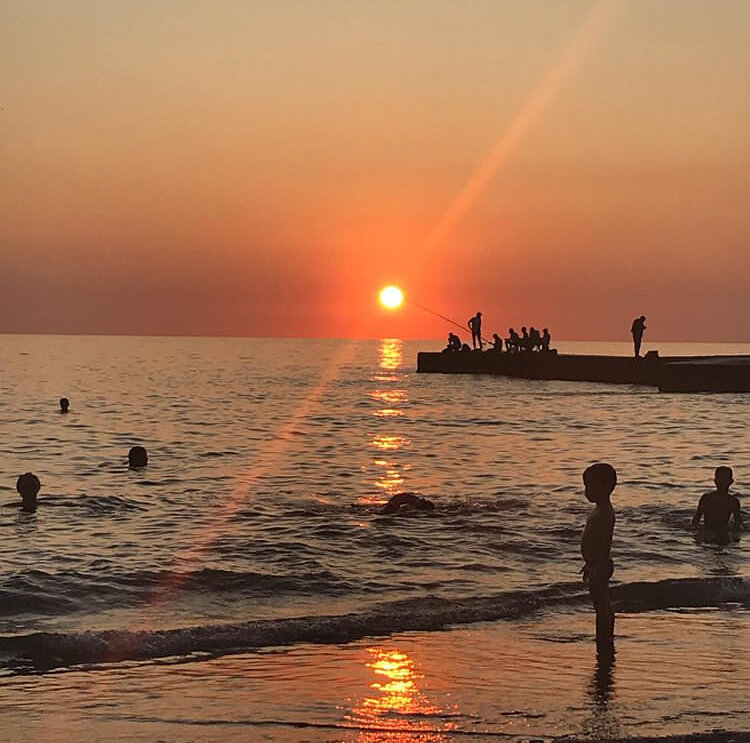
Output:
[{"xmin": 1, "ymin": 335, "xmax": 750, "ymax": 738}]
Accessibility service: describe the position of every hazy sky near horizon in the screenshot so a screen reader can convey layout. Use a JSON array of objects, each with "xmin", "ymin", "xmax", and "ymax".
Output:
[{"xmin": 2, "ymin": 0, "xmax": 749, "ymax": 340}]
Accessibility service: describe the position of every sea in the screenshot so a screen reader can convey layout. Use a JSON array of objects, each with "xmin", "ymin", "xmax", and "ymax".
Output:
[{"xmin": 1, "ymin": 334, "xmax": 750, "ymax": 742}]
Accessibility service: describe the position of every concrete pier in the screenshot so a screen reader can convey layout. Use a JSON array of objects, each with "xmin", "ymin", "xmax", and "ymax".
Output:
[{"xmin": 416, "ymin": 351, "xmax": 750, "ymax": 393}]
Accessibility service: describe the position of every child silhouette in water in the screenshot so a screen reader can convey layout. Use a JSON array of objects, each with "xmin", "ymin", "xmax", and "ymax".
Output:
[
  {"xmin": 16, "ymin": 473, "xmax": 41, "ymax": 513},
  {"xmin": 692, "ymin": 466, "xmax": 742, "ymax": 532},
  {"xmin": 580, "ymin": 462, "xmax": 617, "ymax": 657}
]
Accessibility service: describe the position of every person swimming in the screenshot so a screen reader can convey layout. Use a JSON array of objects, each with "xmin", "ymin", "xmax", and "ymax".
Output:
[
  {"xmin": 128, "ymin": 446, "xmax": 148, "ymax": 469},
  {"xmin": 381, "ymin": 492, "xmax": 435, "ymax": 515},
  {"xmin": 59, "ymin": 397, "xmax": 70, "ymax": 413},
  {"xmin": 16, "ymin": 472, "xmax": 41, "ymax": 513},
  {"xmin": 692, "ymin": 466, "xmax": 742, "ymax": 533}
]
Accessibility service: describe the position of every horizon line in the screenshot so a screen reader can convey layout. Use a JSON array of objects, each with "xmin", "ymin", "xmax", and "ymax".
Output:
[{"xmin": 2, "ymin": 331, "xmax": 750, "ymax": 344}]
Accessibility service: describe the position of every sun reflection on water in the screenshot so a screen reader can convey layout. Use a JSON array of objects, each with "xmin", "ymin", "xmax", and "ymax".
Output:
[
  {"xmin": 347, "ymin": 648, "xmax": 453, "ymax": 741},
  {"xmin": 361, "ymin": 339, "xmax": 411, "ymax": 504},
  {"xmin": 378, "ymin": 339, "xmax": 403, "ymax": 371}
]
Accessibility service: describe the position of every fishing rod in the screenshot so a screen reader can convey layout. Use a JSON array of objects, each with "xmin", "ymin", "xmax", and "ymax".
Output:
[{"xmin": 409, "ymin": 300, "xmax": 492, "ymax": 346}]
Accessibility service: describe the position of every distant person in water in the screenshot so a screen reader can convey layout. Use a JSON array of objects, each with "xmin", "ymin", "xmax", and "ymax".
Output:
[
  {"xmin": 59, "ymin": 397, "xmax": 70, "ymax": 413},
  {"xmin": 16, "ymin": 472, "xmax": 41, "ymax": 513},
  {"xmin": 631, "ymin": 315, "xmax": 647, "ymax": 357},
  {"xmin": 580, "ymin": 462, "xmax": 617, "ymax": 658},
  {"xmin": 467, "ymin": 312, "xmax": 483, "ymax": 350},
  {"xmin": 692, "ymin": 466, "xmax": 742, "ymax": 532},
  {"xmin": 128, "ymin": 446, "xmax": 148, "ymax": 469},
  {"xmin": 381, "ymin": 493, "xmax": 435, "ymax": 515},
  {"xmin": 541, "ymin": 328, "xmax": 551, "ymax": 352}
]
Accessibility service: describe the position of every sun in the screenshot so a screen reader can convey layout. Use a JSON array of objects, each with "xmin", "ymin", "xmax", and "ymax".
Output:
[{"xmin": 379, "ymin": 285, "xmax": 404, "ymax": 310}]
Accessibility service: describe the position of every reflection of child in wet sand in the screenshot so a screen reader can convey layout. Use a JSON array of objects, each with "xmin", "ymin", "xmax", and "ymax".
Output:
[
  {"xmin": 580, "ymin": 463, "xmax": 616, "ymax": 658},
  {"xmin": 692, "ymin": 466, "xmax": 742, "ymax": 532}
]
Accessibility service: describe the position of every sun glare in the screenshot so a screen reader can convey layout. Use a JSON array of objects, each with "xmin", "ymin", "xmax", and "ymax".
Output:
[{"xmin": 379, "ymin": 286, "xmax": 404, "ymax": 310}]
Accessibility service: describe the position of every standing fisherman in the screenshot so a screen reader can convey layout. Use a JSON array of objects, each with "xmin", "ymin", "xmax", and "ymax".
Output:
[
  {"xmin": 631, "ymin": 315, "xmax": 647, "ymax": 357},
  {"xmin": 467, "ymin": 312, "xmax": 483, "ymax": 350}
]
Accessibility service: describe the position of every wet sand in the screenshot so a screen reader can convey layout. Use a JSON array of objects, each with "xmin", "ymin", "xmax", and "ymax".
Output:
[{"xmin": 3, "ymin": 606, "xmax": 749, "ymax": 742}]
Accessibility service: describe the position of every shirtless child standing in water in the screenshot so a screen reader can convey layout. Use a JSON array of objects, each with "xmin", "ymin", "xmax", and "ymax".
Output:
[{"xmin": 580, "ymin": 463, "xmax": 617, "ymax": 657}]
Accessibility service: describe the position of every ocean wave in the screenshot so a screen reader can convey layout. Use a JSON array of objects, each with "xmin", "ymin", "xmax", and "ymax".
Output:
[
  {"xmin": 0, "ymin": 567, "xmax": 350, "ymax": 616},
  {"xmin": 1, "ymin": 576, "xmax": 748, "ymax": 672}
]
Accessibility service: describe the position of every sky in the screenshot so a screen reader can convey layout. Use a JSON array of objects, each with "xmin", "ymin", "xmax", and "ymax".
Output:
[{"xmin": 2, "ymin": 0, "xmax": 749, "ymax": 340}]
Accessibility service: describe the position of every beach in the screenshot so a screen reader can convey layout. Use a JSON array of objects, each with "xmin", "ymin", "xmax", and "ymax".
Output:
[{"xmin": 1, "ymin": 335, "xmax": 750, "ymax": 741}]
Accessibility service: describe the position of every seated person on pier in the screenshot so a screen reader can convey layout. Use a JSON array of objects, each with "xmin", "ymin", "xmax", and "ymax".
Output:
[
  {"xmin": 490, "ymin": 333, "xmax": 503, "ymax": 351},
  {"xmin": 528, "ymin": 327, "xmax": 541, "ymax": 351},
  {"xmin": 444, "ymin": 332, "xmax": 461, "ymax": 352},
  {"xmin": 381, "ymin": 492, "xmax": 436, "ymax": 515},
  {"xmin": 506, "ymin": 328, "xmax": 520, "ymax": 352},
  {"xmin": 520, "ymin": 326, "xmax": 530, "ymax": 350},
  {"xmin": 541, "ymin": 328, "xmax": 551, "ymax": 352}
]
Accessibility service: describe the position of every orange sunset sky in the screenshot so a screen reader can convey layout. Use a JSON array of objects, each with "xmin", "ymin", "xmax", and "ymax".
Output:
[{"xmin": 2, "ymin": 0, "xmax": 749, "ymax": 340}]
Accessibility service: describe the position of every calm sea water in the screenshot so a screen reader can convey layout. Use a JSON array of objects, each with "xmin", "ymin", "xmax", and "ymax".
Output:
[{"xmin": 1, "ymin": 335, "xmax": 750, "ymax": 740}]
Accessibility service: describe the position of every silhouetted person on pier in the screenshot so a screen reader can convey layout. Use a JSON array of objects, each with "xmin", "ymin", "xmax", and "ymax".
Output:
[
  {"xmin": 468, "ymin": 312, "xmax": 483, "ymax": 350},
  {"xmin": 16, "ymin": 473, "xmax": 41, "ymax": 513},
  {"xmin": 631, "ymin": 316, "xmax": 646, "ymax": 357},
  {"xmin": 520, "ymin": 326, "xmax": 530, "ymax": 351},
  {"xmin": 505, "ymin": 328, "xmax": 519, "ymax": 352},
  {"xmin": 529, "ymin": 327, "xmax": 541, "ymax": 351},
  {"xmin": 444, "ymin": 333, "xmax": 461, "ymax": 352},
  {"xmin": 381, "ymin": 492, "xmax": 435, "ymax": 515},
  {"xmin": 541, "ymin": 328, "xmax": 551, "ymax": 352},
  {"xmin": 128, "ymin": 446, "xmax": 148, "ymax": 469},
  {"xmin": 59, "ymin": 397, "xmax": 70, "ymax": 413},
  {"xmin": 581, "ymin": 462, "xmax": 617, "ymax": 658},
  {"xmin": 692, "ymin": 466, "xmax": 742, "ymax": 533},
  {"xmin": 491, "ymin": 333, "xmax": 503, "ymax": 351}
]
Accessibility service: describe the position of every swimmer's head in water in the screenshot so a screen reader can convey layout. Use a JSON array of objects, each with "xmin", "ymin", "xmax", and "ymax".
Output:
[
  {"xmin": 128, "ymin": 446, "xmax": 148, "ymax": 468},
  {"xmin": 16, "ymin": 472, "xmax": 41, "ymax": 505},
  {"xmin": 714, "ymin": 466, "xmax": 733, "ymax": 489},
  {"xmin": 583, "ymin": 462, "xmax": 617, "ymax": 503},
  {"xmin": 59, "ymin": 397, "xmax": 69, "ymax": 412}
]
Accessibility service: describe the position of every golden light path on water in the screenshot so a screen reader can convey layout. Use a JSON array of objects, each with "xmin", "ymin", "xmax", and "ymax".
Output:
[
  {"xmin": 347, "ymin": 647, "xmax": 454, "ymax": 741},
  {"xmin": 367, "ymin": 338, "xmax": 410, "ymax": 502}
]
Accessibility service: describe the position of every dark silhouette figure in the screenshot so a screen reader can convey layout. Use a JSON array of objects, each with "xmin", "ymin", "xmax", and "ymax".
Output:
[
  {"xmin": 692, "ymin": 466, "xmax": 743, "ymax": 533},
  {"xmin": 520, "ymin": 326, "xmax": 530, "ymax": 351},
  {"xmin": 445, "ymin": 333, "xmax": 461, "ymax": 352},
  {"xmin": 59, "ymin": 397, "xmax": 70, "ymax": 413},
  {"xmin": 467, "ymin": 312, "xmax": 483, "ymax": 350},
  {"xmin": 541, "ymin": 328, "xmax": 551, "ymax": 352},
  {"xmin": 16, "ymin": 472, "xmax": 41, "ymax": 513},
  {"xmin": 528, "ymin": 326, "xmax": 541, "ymax": 351},
  {"xmin": 381, "ymin": 492, "xmax": 435, "ymax": 515},
  {"xmin": 128, "ymin": 446, "xmax": 148, "ymax": 469},
  {"xmin": 506, "ymin": 327, "xmax": 520, "ymax": 352},
  {"xmin": 581, "ymin": 462, "xmax": 617, "ymax": 658},
  {"xmin": 491, "ymin": 333, "xmax": 503, "ymax": 351},
  {"xmin": 630, "ymin": 316, "xmax": 646, "ymax": 357}
]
